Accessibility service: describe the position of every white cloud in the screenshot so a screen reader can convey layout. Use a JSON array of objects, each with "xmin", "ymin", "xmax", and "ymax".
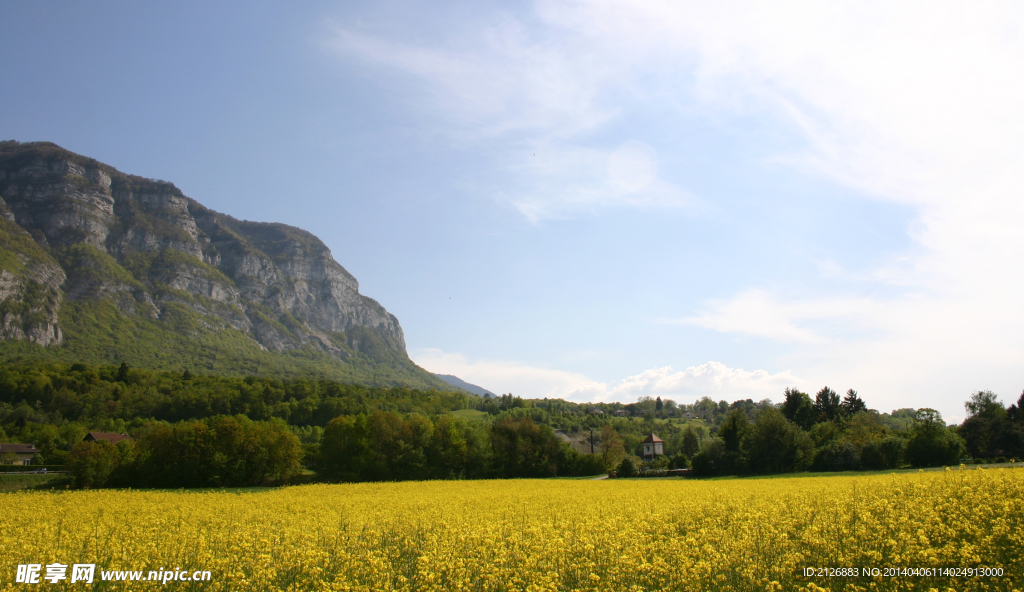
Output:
[
  {"xmin": 337, "ymin": 2, "xmax": 1024, "ymax": 417},
  {"xmin": 413, "ymin": 348, "xmax": 599, "ymax": 399},
  {"xmin": 566, "ymin": 362, "xmax": 802, "ymax": 403},
  {"xmin": 535, "ymin": 0, "xmax": 1024, "ymax": 415},
  {"xmin": 667, "ymin": 290, "xmax": 825, "ymax": 344},
  {"xmin": 414, "ymin": 349, "xmax": 799, "ymax": 404}
]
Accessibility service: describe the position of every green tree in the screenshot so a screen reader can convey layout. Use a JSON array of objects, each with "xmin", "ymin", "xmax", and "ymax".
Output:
[
  {"xmin": 1008, "ymin": 391, "xmax": 1024, "ymax": 423},
  {"xmin": 668, "ymin": 452, "xmax": 689, "ymax": 469},
  {"xmin": 616, "ymin": 456, "xmax": 638, "ymax": 478},
  {"xmin": 959, "ymin": 391, "xmax": 1017, "ymax": 459},
  {"xmin": 860, "ymin": 435, "xmax": 905, "ymax": 469},
  {"xmin": 319, "ymin": 414, "xmax": 375, "ymax": 481},
  {"xmin": 690, "ymin": 438, "xmax": 724, "ymax": 476},
  {"xmin": 490, "ymin": 417, "xmax": 564, "ymax": 478},
  {"xmin": 132, "ymin": 415, "xmax": 301, "ymax": 487},
  {"xmin": 429, "ymin": 414, "xmax": 469, "ymax": 479},
  {"xmin": 680, "ymin": 425, "xmax": 701, "ymax": 458},
  {"xmin": 746, "ymin": 407, "xmax": 814, "ymax": 474},
  {"xmin": 717, "ymin": 410, "xmax": 750, "ymax": 473},
  {"xmin": 117, "ymin": 361, "xmax": 130, "ymax": 383},
  {"xmin": 68, "ymin": 440, "xmax": 125, "ymax": 488},
  {"xmin": 840, "ymin": 389, "xmax": 867, "ymax": 417},
  {"xmin": 810, "ymin": 440, "xmax": 861, "ymax": 472},
  {"xmin": 600, "ymin": 424, "xmax": 625, "ymax": 469},
  {"xmin": 385, "ymin": 412, "xmax": 433, "ymax": 480},
  {"xmin": 781, "ymin": 388, "xmax": 815, "ymax": 430},
  {"xmin": 843, "ymin": 411, "xmax": 886, "ymax": 447},
  {"xmin": 694, "ymin": 396, "xmax": 718, "ymax": 415},
  {"xmin": 814, "ymin": 387, "xmax": 841, "ymax": 422},
  {"xmin": 965, "ymin": 390, "xmax": 1006, "ymax": 419},
  {"xmin": 718, "ymin": 410, "xmax": 750, "ymax": 453},
  {"xmin": 906, "ymin": 409, "xmax": 965, "ymax": 467}
]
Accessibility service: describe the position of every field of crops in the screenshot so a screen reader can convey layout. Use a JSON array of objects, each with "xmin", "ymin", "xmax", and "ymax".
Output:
[{"xmin": 1, "ymin": 468, "xmax": 1021, "ymax": 591}]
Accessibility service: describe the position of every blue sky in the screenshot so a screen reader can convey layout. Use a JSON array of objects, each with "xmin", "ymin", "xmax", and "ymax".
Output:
[{"xmin": 4, "ymin": 1, "xmax": 1024, "ymax": 422}]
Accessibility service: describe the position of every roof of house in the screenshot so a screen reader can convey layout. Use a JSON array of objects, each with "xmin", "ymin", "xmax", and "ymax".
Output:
[
  {"xmin": 84, "ymin": 432, "xmax": 132, "ymax": 444},
  {"xmin": 642, "ymin": 433, "xmax": 664, "ymax": 443},
  {"xmin": 0, "ymin": 443, "xmax": 40, "ymax": 454}
]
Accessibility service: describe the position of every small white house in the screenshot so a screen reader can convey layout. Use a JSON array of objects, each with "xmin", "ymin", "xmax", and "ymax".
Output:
[{"xmin": 641, "ymin": 433, "xmax": 664, "ymax": 460}]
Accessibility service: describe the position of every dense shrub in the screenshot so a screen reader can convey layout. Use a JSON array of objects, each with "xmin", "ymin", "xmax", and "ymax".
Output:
[
  {"xmin": 860, "ymin": 436, "xmax": 906, "ymax": 469},
  {"xmin": 811, "ymin": 440, "xmax": 861, "ymax": 472},
  {"xmin": 617, "ymin": 457, "xmax": 638, "ymax": 478},
  {"xmin": 747, "ymin": 408, "xmax": 815, "ymax": 474},
  {"xmin": 691, "ymin": 438, "xmax": 724, "ymax": 477}
]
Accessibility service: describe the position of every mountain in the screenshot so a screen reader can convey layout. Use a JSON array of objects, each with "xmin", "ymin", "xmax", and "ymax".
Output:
[
  {"xmin": 434, "ymin": 374, "xmax": 495, "ymax": 397},
  {"xmin": 0, "ymin": 140, "xmax": 451, "ymax": 389}
]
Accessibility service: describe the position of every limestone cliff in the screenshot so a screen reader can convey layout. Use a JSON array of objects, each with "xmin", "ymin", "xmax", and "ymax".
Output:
[{"xmin": 0, "ymin": 140, "xmax": 442, "ymax": 388}]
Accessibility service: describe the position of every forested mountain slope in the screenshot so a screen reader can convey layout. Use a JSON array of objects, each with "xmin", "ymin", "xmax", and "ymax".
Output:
[{"xmin": 0, "ymin": 141, "xmax": 449, "ymax": 389}]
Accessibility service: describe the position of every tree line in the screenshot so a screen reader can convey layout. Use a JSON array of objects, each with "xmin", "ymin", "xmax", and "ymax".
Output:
[
  {"xmin": 2, "ymin": 361, "xmax": 1022, "ymax": 486},
  {"xmin": 0, "ymin": 361, "xmax": 475, "ymax": 427},
  {"xmin": 65, "ymin": 412, "xmax": 604, "ymax": 488},
  {"xmin": 317, "ymin": 412, "xmax": 604, "ymax": 482},
  {"xmin": 66, "ymin": 415, "xmax": 302, "ymax": 488},
  {"xmin": 682, "ymin": 387, "xmax": 1023, "ymax": 476}
]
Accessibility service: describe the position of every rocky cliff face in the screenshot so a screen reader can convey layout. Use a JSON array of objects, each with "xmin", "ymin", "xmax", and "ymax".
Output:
[{"xmin": 0, "ymin": 141, "xmax": 426, "ymax": 384}]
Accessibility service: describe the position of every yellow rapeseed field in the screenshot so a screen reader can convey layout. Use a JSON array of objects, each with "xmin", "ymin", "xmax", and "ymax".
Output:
[{"xmin": 2, "ymin": 467, "xmax": 1021, "ymax": 591}]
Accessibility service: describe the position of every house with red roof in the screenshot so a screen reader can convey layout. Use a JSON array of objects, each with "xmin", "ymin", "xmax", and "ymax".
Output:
[{"xmin": 641, "ymin": 433, "xmax": 664, "ymax": 461}]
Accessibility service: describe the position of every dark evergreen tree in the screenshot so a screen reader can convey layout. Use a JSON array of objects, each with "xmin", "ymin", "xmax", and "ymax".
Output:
[
  {"xmin": 781, "ymin": 388, "xmax": 816, "ymax": 430},
  {"xmin": 814, "ymin": 387, "xmax": 841, "ymax": 422},
  {"xmin": 718, "ymin": 410, "xmax": 750, "ymax": 453},
  {"xmin": 841, "ymin": 389, "xmax": 867, "ymax": 417},
  {"xmin": 717, "ymin": 410, "xmax": 751, "ymax": 473},
  {"xmin": 680, "ymin": 425, "xmax": 701, "ymax": 458},
  {"xmin": 1008, "ymin": 391, "xmax": 1024, "ymax": 423}
]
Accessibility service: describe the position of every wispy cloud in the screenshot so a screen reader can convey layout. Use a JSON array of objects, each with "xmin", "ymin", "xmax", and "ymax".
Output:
[
  {"xmin": 663, "ymin": 289, "xmax": 887, "ymax": 345},
  {"xmin": 320, "ymin": 18, "xmax": 696, "ymax": 222},
  {"xmin": 321, "ymin": 22, "xmax": 611, "ymax": 137},
  {"xmin": 500, "ymin": 140, "xmax": 695, "ymax": 223}
]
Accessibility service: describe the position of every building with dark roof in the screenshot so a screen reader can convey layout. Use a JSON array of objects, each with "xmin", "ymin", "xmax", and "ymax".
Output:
[
  {"xmin": 83, "ymin": 432, "xmax": 132, "ymax": 444},
  {"xmin": 0, "ymin": 443, "xmax": 41, "ymax": 465}
]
